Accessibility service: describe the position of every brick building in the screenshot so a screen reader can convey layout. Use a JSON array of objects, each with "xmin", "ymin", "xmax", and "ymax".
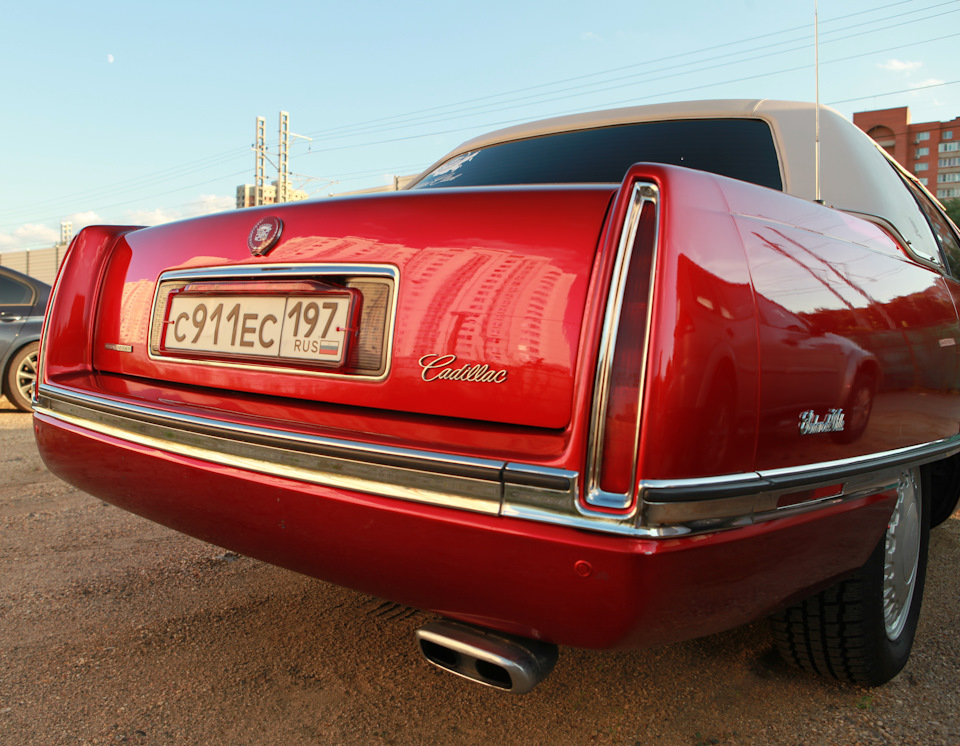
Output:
[{"xmin": 854, "ymin": 107, "xmax": 960, "ymax": 201}]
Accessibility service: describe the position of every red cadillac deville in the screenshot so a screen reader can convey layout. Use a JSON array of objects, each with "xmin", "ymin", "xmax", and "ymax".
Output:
[{"xmin": 34, "ymin": 100, "xmax": 960, "ymax": 693}]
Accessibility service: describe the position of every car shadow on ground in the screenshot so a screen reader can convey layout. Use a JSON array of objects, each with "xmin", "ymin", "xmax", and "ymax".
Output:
[{"xmin": 0, "ymin": 396, "xmax": 26, "ymax": 412}]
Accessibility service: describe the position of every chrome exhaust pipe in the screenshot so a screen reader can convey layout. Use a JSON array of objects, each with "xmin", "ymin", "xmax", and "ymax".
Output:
[{"xmin": 416, "ymin": 620, "xmax": 558, "ymax": 694}]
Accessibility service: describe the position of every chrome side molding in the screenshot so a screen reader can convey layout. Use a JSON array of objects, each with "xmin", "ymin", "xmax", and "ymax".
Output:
[{"xmin": 35, "ymin": 384, "xmax": 960, "ymax": 539}]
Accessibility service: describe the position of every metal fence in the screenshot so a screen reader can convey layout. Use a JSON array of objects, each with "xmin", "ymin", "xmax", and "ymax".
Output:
[{"xmin": 0, "ymin": 246, "xmax": 66, "ymax": 286}]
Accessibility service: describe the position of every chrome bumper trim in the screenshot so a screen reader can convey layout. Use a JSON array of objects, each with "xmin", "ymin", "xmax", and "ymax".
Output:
[
  {"xmin": 35, "ymin": 384, "xmax": 960, "ymax": 538},
  {"xmin": 36, "ymin": 385, "xmax": 517, "ymax": 516}
]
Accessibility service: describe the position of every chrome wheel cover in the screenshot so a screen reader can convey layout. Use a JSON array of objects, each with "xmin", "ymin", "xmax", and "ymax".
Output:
[
  {"xmin": 15, "ymin": 349, "xmax": 38, "ymax": 405},
  {"xmin": 882, "ymin": 469, "xmax": 921, "ymax": 640}
]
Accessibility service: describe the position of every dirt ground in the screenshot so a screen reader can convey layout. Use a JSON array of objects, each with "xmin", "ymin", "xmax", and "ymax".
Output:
[{"xmin": 1, "ymin": 397, "xmax": 959, "ymax": 745}]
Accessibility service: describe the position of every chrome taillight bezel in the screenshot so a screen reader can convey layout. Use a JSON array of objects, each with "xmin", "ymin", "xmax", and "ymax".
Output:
[{"xmin": 585, "ymin": 182, "xmax": 660, "ymax": 512}]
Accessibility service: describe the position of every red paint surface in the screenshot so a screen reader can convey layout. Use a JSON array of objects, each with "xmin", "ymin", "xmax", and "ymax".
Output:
[
  {"xmin": 35, "ymin": 414, "xmax": 892, "ymax": 649},
  {"xmin": 622, "ymin": 166, "xmax": 960, "ymax": 482},
  {"xmin": 85, "ymin": 188, "xmax": 614, "ymax": 430},
  {"xmin": 37, "ymin": 164, "xmax": 960, "ymax": 648}
]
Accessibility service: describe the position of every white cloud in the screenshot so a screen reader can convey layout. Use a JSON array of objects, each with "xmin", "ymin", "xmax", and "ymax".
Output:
[
  {"xmin": 0, "ymin": 198, "xmax": 232, "ymax": 252},
  {"xmin": 0, "ymin": 223, "xmax": 59, "ymax": 250},
  {"xmin": 580, "ymin": 31, "xmax": 601, "ymax": 41},
  {"xmin": 912, "ymin": 78, "xmax": 945, "ymax": 89},
  {"xmin": 107, "ymin": 54, "xmax": 114, "ymax": 64},
  {"xmin": 67, "ymin": 210, "xmax": 101, "ymax": 226},
  {"xmin": 878, "ymin": 59, "xmax": 922, "ymax": 73},
  {"xmin": 124, "ymin": 194, "xmax": 233, "ymax": 226},
  {"xmin": 191, "ymin": 194, "xmax": 234, "ymax": 216},
  {"xmin": 123, "ymin": 207, "xmax": 180, "ymax": 226}
]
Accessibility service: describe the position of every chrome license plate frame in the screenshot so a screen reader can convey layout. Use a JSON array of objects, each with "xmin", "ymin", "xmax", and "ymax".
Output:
[{"xmin": 158, "ymin": 280, "xmax": 360, "ymax": 368}]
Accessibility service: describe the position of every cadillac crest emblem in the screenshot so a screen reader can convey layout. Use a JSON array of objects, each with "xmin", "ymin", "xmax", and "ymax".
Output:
[{"xmin": 248, "ymin": 216, "xmax": 283, "ymax": 256}]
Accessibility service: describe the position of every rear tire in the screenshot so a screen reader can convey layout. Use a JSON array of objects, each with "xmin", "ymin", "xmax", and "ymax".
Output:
[
  {"xmin": 928, "ymin": 456, "xmax": 960, "ymax": 528},
  {"xmin": 771, "ymin": 467, "xmax": 928, "ymax": 686},
  {"xmin": 3, "ymin": 342, "xmax": 39, "ymax": 412}
]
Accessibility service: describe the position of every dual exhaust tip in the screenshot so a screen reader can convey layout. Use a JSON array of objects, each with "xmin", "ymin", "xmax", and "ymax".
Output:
[{"xmin": 416, "ymin": 620, "xmax": 558, "ymax": 694}]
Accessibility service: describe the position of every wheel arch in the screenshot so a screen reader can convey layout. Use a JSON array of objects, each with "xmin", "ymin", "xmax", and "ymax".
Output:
[
  {"xmin": 927, "ymin": 451, "xmax": 960, "ymax": 527},
  {"xmin": 2, "ymin": 337, "xmax": 41, "ymax": 410},
  {"xmin": 2, "ymin": 337, "xmax": 27, "ymax": 382}
]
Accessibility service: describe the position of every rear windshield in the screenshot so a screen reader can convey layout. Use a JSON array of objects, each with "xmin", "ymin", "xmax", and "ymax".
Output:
[{"xmin": 411, "ymin": 118, "xmax": 782, "ymax": 191}]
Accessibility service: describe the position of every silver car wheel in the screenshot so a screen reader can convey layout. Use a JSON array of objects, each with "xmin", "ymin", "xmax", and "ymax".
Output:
[
  {"xmin": 882, "ymin": 469, "xmax": 921, "ymax": 640},
  {"xmin": 15, "ymin": 349, "xmax": 39, "ymax": 406}
]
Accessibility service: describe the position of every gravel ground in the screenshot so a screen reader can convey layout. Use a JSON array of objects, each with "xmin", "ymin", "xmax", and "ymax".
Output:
[{"xmin": 2, "ymin": 396, "xmax": 959, "ymax": 745}]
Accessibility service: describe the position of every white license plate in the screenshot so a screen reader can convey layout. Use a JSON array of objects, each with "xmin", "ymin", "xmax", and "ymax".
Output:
[{"xmin": 162, "ymin": 293, "xmax": 353, "ymax": 365}]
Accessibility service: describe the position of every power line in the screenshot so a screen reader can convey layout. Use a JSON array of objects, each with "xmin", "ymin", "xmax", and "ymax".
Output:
[
  {"xmin": 2, "ymin": 0, "xmax": 956, "ymax": 239},
  {"xmin": 0, "ymin": 150, "xmax": 250, "ymax": 226},
  {"xmin": 267, "ymin": 5, "xmax": 957, "ymax": 170},
  {"xmin": 0, "ymin": 168, "xmax": 250, "ymax": 233},
  {"xmin": 295, "ymin": 0, "xmax": 958, "ymax": 144},
  {"xmin": 280, "ymin": 30, "xmax": 960, "ymax": 164},
  {"xmin": 830, "ymin": 79, "xmax": 960, "ymax": 105}
]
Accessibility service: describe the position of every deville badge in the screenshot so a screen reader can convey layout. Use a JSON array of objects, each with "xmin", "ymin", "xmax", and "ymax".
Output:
[
  {"xmin": 798, "ymin": 408, "xmax": 845, "ymax": 435},
  {"xmin": 248, "ymin": 216, "xmax": 283, "ymax": 256}
]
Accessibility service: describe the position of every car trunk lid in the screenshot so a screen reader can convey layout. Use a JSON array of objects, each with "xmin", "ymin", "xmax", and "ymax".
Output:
[{"xmin": 91, "ymin": 187, "xmax": 614, "ymax": 429}]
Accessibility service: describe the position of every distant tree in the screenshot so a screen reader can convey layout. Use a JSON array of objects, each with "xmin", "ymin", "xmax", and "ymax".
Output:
[{"xmin": 945, "ymin": 199, "xmax": 960, "ymax": 226}]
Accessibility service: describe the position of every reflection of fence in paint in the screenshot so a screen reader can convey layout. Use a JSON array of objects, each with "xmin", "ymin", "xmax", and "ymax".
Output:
[{"xmin": 0, "ymin": 247, "xmax": 66, "ymax": 285}]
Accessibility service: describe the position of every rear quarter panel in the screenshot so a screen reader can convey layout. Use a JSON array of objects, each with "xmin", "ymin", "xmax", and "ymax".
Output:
[{"xmin": 638, "ymin": 168, "xmax": 960, "ymax": 481}]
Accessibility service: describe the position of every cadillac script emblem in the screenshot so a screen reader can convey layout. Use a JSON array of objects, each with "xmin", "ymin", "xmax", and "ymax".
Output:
[
  {"xmin": 248, "ymin": 216, "xmax": 283, "ymax": 256},
  {"xmin": 419, "ymin": 353, "xmax": 508, "ymax": 383}
]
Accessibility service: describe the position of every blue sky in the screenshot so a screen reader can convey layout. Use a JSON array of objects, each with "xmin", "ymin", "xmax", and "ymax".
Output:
[{"xmin": 1, "ymin": 0, "xmax": 958, "ymax": 252}]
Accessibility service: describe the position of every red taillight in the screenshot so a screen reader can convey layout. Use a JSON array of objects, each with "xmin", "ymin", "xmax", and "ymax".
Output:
[
  {"xmin": 598, "ymin": 199, "xmax": 658, "ymax": 495},
  {"xmin": 41, "ymin": 225, "xmax": 140, "ymax": 382},
  {"xmin": 586, "ymin": 181, "xmax": 660, "ymax": 511}
]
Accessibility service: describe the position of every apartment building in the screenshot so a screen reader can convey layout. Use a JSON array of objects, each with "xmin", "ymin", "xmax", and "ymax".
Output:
[{"xmin": 854, "ymin": 107, "xmax": 960, "ymax": 201}]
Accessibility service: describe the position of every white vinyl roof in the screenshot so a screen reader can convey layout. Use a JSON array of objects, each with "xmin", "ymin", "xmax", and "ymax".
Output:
[{"xmin": 419, "ymin": 99, "xmax": 928, "ymax": 254}]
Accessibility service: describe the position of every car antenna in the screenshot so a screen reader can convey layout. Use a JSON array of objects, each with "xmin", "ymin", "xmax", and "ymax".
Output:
[{"xmin": 814, "ymin": 0, "xmax": 823, "ymax": 204}]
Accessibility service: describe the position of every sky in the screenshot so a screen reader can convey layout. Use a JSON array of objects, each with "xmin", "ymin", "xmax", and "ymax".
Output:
[{"xmin": 1, "ymin": 0, "xmax": 958, "ymax": 253}]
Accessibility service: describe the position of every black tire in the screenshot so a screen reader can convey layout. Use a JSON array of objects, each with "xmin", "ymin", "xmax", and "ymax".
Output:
[
  {"xmin": 928, "ymin": 456, "xmax": 960, "ymax": 528},
  {"xmin": 771, "ymin": 467, "xmax": 929, "ymax": 686},
  {"xmin": 3, "ymin": 342, "xmax": 39, "ymax": 412}
]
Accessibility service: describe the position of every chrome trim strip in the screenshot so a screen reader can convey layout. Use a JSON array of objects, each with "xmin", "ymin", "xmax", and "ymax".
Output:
[
  {"xmin": 642, "ymin": 469, "xmax": 904, "ymax": 532},
  {"xmin": 634, "ymin": 435, "xmax": 960, "ymax": 506},
  {"xmin": 505, "ymin": 465, "xmax": 908, "ymax": 538},
  {"xmin": 151, "ymin": 264, "xmax": 400, "ymax": 282},
  {"xmin": 503, "ymin": 463, "xmax": 580, "ymax": 515},
  {"xmin": 505, "ymin": 433, "xmax": 960, "ymax": 535},
  {"xmin": 35, "ymin": 384, "xmax": 960, "ymax": 539},
  {"xmin": 758, "ymin": 437, "xmax": 960, "ymax": 484},
  {"xmin": 146, "ymin": 263, "xmax": 399, "ymax": 382},
  {"xmin": 37, "ymin": 386, "xmax": 505, "ymax": 515},
  {"xmin": 34, "ymin": 251, "xmax": 70, "ymax": 408},
  {"xmin": 585, "ymin": 182, "xmax": 659, "ymax": 511}
]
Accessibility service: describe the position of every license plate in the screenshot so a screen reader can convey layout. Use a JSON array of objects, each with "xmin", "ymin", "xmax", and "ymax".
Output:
[{"xmin": 161, "ymin": 290, "xmax": 356, "ymax": 366}]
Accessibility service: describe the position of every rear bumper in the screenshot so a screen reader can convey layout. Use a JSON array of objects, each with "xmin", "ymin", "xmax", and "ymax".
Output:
[{"xmin": 34, "ymin": 395, "xmax": 896, "ymax": 650}]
